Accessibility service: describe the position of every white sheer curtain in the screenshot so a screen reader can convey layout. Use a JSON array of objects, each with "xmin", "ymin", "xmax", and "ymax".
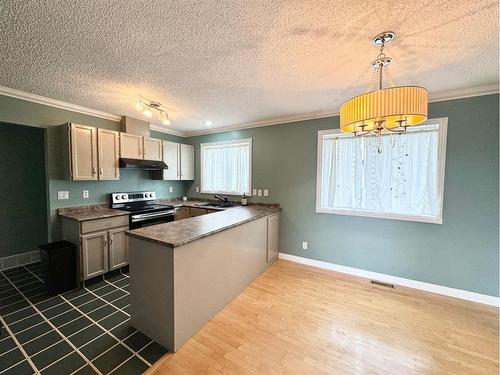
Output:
[
  {"xmin": 321, "ymin": 127, "xmax": 440, "ymax": 217},
  {"xmin": 201, "ymin": 139, "xmax": 252, "ymax": 195}
]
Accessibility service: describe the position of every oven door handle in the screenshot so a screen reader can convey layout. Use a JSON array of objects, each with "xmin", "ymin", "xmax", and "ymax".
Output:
[{"xmin": 131, "ymin": 210, "xmax": 175, "ymax": 222}]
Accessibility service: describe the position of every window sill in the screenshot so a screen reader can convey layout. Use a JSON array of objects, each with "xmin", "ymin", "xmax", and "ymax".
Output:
[{"xmin": 316, "ymin": 207, "xmax": 442, "ymax": 224}]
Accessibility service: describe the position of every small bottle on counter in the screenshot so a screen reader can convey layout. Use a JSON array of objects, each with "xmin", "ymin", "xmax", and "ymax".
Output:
[{"xmin": 241, "ymin": 193, "xmax": 248, "ymax": 206}]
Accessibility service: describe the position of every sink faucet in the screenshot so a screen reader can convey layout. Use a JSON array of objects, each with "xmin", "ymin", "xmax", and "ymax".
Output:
[{"xmin": 214, "ymin": 194, "xmax": 228, "ymax": 203}]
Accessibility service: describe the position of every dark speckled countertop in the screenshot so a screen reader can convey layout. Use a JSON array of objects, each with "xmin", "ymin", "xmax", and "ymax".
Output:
[
  {"xmin": 58, "ymin": 204, "xmax": 129, "ymax": 221},
  {"xmin": 126, "ymin": 205, "xmax": 281, "ymax": 247}
]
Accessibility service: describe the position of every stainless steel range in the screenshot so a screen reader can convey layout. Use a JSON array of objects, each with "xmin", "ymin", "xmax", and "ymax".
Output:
[{"xmin": 110, "ymin": 191, "xmax": 175, "ymax": 229}]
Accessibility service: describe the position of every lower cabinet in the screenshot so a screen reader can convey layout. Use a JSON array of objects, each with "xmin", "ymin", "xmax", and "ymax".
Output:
[
  {"xmin": 81, "ymin": 226, "xmax": 128, "ymax": 279},
  {"xmin": 175, "ymin": 207, "xmax": 190, "ymax": 221},
  {"xmin": 81, "ymin": 231, "xmax": 108, "ymax": 279},
  {"xmin": 189, "ymin": 207, "xmax": 207, "ymax": 217},
  {"xmin": 108, "ymin": 227, "xmax": 128, "ymax": 270}
]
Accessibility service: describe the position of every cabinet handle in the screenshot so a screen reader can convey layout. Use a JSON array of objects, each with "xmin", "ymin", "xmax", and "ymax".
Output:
[
  {"xmin": 92, "ymin": 167, "xmax": 97, "ymax": 176},
  {"xmin": 99, "ymin": 168, "xmax": 103, "ymax": 175},
  {"xmin": 103, "ymin": 236, "xmax": 107, "ymax": 246},
  {"xmin": 110, "ymin": 235, "xmax": 113, "ymax": 245}
]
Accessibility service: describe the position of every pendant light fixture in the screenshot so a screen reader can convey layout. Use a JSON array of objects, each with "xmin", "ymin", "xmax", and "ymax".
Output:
[
  {"xmin": 135, "ymin": 97, "xmax": 172, "ymax": 126},
  {"xmin": 340, "ymin": 32, "xmax": 428, "ymax": 136}
]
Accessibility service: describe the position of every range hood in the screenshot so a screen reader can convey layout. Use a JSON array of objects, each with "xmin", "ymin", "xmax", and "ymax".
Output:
[
  {"xmin": 118, "ymin": 117, "xmax": 167, "ymax": 170},
  {"xmin": 119, "ymin": 158, "xmax": 167, "ymax": 170}
]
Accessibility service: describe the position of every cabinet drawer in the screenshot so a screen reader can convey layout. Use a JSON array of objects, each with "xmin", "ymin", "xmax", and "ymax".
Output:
[
  {"xmin": 189, "ymin": 207, "xmax": 207, "ymax": 217},
  {"xmin": 80, "ymin": 216, "xmax": 129, "ymax": 234}
]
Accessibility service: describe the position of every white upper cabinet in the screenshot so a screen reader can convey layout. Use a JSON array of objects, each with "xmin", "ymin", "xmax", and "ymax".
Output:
[
  {"xmin": 156, "ymin": 142, "xmax": 194, "ymax": 180},
  {"xmin": 162, "ymin": 141, "xmax": 180, "ymax": 179},
  {"xmin": 70, "ymin": 124, "xmax": 98, "ymax": 180},
  {"xmin": 143, "ymin": 137, "xmax": 163, "ymax": 161},
  {"xmin": 180, "ymin": 144, "xmax": 194, "ymax": 180},
  {"xmin": 120, "ymin": 132, "xmax": 143, "ymax": 159},
  {"xmin": 97, "ymin": 129, "xmax": 120, "ymax": 180}
]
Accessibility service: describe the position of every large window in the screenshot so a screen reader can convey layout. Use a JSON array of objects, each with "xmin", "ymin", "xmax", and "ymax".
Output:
[
  {"xmin": 200, "ymin": 138, "xmax": 252, "ymax": 195},
  {"xmin": 316, "ymin": 118, "xmax": 447, "ymax": 223}
]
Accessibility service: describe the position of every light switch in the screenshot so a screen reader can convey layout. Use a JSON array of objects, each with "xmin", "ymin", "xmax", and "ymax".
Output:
[
  {"xmin": 302, "ymin": 241, "xmax": 308, "ymax": 250},
  {"xmin": 257, "ymin": 189, "xmax": 262, "ymax": 197},
  {"xmin": 252, "ymin": 189, "xmax": 257, "ymax": 196},
  {"xmin": 57, "ymin": 191, "xmax": 69, "ymax": 200},
  {"xmin": 82, "ymin": 190, "xmax": 89, "ymax": 199},
  {"xmin": 263, "ymin": 189, "xmax": 269, "ymax": 197},
  {"xmin": 169, "ymin": 186, "xmax": 173, "ymax": 193},
  {"xmin": 196, "ymin": 186, "xmax": 199, "ymax": 193}
]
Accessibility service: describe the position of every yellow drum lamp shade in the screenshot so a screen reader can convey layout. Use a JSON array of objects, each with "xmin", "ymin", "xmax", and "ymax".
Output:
[{"xmin": 340, "ymin": 86, "xmax": 428, "ymax": 133}]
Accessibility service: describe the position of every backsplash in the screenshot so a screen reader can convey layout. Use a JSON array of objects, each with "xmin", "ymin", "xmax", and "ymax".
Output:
[{"xmin": 50, "ymin": 169, "xmax": 189, "ymax": 210}]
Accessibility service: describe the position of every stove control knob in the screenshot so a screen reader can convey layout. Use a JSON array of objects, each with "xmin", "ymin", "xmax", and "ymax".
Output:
[
  {"xmin": 116, "ymin": 195, "xmax": 121, "ymax": 200},
  {"xmin": 121, "ymin": 194, "xmax": 127, "ymax": 200}
]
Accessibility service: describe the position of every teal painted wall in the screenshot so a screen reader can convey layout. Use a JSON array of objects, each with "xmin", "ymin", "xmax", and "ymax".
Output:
[
  {"xmin": 0, "ymin": 95, "xmax": 189, "ymax": 242},
  {"xmin": 0, "ymin": 94, "xmax": 498, "ymax": 296},
  {"xmin": 0, "ymin": 123, "xmax": 48, "ymax": 257},
  {"xmin": 186, "ymin": 95, "xmax": 499, "ymax": 297}
]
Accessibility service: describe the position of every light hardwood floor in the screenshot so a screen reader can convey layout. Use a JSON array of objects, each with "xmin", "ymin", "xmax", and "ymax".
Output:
[{"xmin": 146, "ymin": 260, "xmax": 499, "ymax": 375}]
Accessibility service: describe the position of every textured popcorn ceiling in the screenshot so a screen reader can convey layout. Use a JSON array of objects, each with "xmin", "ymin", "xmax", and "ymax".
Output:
[{"xmin": 1, "ymin": 0, "xmax": 498, "ymax": 132}]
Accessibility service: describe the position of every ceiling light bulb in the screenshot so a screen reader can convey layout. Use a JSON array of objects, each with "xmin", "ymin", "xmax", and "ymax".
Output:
[
  {"xmin": 135, "ymin": 99, "xmax": 145, "ymax": 112},
  {"xmin": 204, "ymin": 120, "xmax": 212, "ymax": 126},
  {"xmin": 159, "ymin": 111, "xmax": 171, "ymax": 125},
  {"xmin": 143, "ymin": 109, "xmax": 152, "ymax": 117}
]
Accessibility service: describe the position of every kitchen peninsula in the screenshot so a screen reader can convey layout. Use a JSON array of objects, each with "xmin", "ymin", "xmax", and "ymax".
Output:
[{"xmin": 126, "ymin": 205, "xmax": 280, "ymax": 351}]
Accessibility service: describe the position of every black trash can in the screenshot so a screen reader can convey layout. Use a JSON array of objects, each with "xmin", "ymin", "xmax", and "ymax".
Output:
[{"xmin": 38, "ymin": 241, "xmax": 77, "ymax": 295}]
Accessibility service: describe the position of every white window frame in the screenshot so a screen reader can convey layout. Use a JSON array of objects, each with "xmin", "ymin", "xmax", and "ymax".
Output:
[
  {"xmin": 315, "ymin": 117, "xmax": 448, "ymax": 224},
  {"xmin": 200, "ymin": 138, "xmax": 253, "ymax": 196}
]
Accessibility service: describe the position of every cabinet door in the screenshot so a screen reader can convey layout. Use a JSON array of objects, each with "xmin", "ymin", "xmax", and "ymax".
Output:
[
  {"xmin": 143, "ymin": 137, "xmax": 163, "ymax": 161},
  {"xmin": 189, "ymin": 207, "xmax": 207, "ymax": 217},
  {"xmin": 180, "ymin": 144, "xmax": 194, "ymax": 180},
  {"xmin": 81, "ymin": 231, "xmax": 108, "ymax": 279},
  {"xmin": 266, "ymin": 214, "xmax": 279, "ymax": 262},
  {"xmin": 97, "ymin": 129, "xmax": 120, "ymax": 180},
  {"xmin": 108, "ymin": 227, "xmax": 128, "ymax": 270},
  {"xmin": 120, "ymin": 133, "xmax": 143, "ymax": 159},
  {"xmin": 162, "ymin": 141, "xmax": 180, "ymax": 180},
  {"xmin": 70, "ymin": 124, "xmax": 98, "ymax": 180}
]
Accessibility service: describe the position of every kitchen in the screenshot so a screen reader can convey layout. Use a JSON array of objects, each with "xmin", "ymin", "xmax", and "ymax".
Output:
[{"xmin": 0, "ymin": 2, "xmax": 498, "ymax": 374}]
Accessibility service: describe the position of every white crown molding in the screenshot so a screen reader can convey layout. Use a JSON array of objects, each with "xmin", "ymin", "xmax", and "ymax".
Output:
[
  {"xmin": 184, "ymin": 110, "xmax": 339, "ymax": 137},
  {"xmin": 149, "ymin": 123, "xmax": 186, "ymax": 137},
  {"xmin": 279, "ymin": 253, "xmax": 499, "ymax": 307},
  {"xmin": 1, "ymin": 83, "xmax": 497, "ymax": 137},
  {"xmin": 0, "ymin": 85, "xmax": 122, "ymax": 122},
  {"xmin": 185, "ymin": 83, "xmax": 499, "ymax": 137},
  {"xmin": 428, "ymin": 83, "xmax": 499, "ymax": 103}
]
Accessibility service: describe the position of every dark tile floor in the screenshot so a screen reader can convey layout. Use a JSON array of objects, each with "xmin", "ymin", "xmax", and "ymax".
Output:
[{"xmin": 0, "ymin": 263, "xmax": 168, "ymax": 374}]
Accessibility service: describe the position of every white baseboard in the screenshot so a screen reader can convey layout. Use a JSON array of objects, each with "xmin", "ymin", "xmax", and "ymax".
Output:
[{"xmin": 278, "ymin": 253, "xmax": 499, "ymax": 307}]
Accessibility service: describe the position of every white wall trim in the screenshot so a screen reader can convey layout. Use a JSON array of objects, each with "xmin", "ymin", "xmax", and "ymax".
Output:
[
  {"xmin": 1, "ymin": 83, "xmax": 497, "ymax": 137},
  {"xmin": 149, "ymin": 123, "xmax": 186, "ymax": 137},
  {"xmin": 185, "ymin": 83, "xmax": 498, "ymax": 137},
  {"xmin": 0, "ymin": 85, "xmax": 122, "ymax": 122},
  {"xmin": 278, "ymin": 253, "xmax": 500, "ymax": 307},
  {"xmin": 428, "ymin": 83, "xmax": 499, "ymax": 103},
  {"xmin": 184, "ymin": 110, "xmax": 338, "ymax": 137}
]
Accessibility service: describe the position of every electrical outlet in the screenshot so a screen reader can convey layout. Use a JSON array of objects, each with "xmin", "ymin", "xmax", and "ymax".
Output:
[
  {"xmin": 257, "ymin": 189, "xmax": 262, "ymax": 196},
  {"xmin": 302, "ymin": 241, "xmax": 308, "ymax": 250},
  {"xmin": 252, "ymin": 189, "xmax": 257, "ymax": 196},
  {"xmin": 169, "ymin": 186, "xmax": 173, "ymax": 193},
  {"xmin": 196, "ymin": 186, "xmax": 199, "ymax": 193},
  {"xmin": 57, "ymin": 191, "xmax": 69, "ymax": 200},
  {"xmin": 82, "ymin": 190, "xmax": 89, "ymax": 199},
  {"xmin": 263, "ymin": 189, "xmax": 269, "ymax": 197}
]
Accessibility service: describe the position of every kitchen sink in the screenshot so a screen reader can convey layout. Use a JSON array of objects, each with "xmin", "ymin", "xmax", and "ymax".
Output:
[{"xmin": 197, "ymin": 202, "xmax": 234, "ymax": 208}]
